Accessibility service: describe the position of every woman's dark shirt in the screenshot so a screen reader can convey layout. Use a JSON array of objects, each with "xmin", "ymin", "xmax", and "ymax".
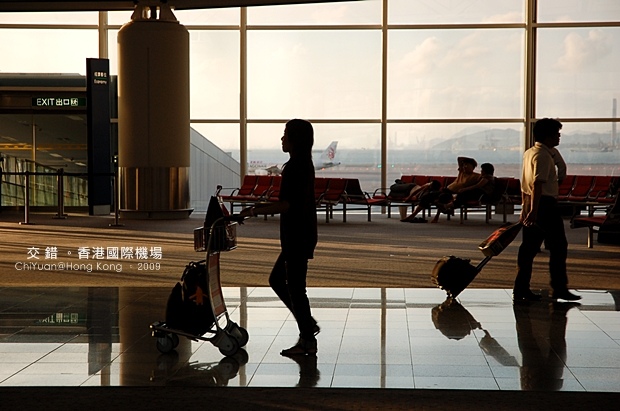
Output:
[{"xmin": 279, "ymin": 155, "xmax": 318, "ymax": 259}]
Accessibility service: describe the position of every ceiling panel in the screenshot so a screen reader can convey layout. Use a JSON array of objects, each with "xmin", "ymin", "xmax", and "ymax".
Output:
[{"xmin": 0, "ymin": 0, "xmax": 360, "ymax": 12}]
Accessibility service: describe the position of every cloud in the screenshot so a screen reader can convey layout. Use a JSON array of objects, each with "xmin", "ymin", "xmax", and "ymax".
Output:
[
  {"xmin": 555, "ymin": 29, "xmax": 612, "ymax": 71},
  {"xmin": 443, "ymin": 32, "xmax": 489, "ymax": 69},
  {"xmin": 396, "ymin": 36, "xmax": 443, "ymax": 76}
]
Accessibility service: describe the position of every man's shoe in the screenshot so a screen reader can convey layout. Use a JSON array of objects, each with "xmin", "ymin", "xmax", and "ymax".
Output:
[
  {"xmin": 281, "ymin": 338, "xmax": 317, "ymax": 357},
  {"xmin": 552, "ymin": 290, "xmax": 582, "ymax": 301},
  {"xmin": 512, "ymin": 290, "xmax": 542, "ymax": 302}
]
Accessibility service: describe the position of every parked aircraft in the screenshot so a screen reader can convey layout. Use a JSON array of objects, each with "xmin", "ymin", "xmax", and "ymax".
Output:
[{"xmin": 249, "ymin": 141, "xmax": 340, "ymax": 175}]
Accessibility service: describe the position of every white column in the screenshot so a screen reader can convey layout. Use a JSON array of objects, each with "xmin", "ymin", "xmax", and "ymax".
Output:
[{"xmin": 117, "ymin": 4, "xmax": 191, "ymax": 219}]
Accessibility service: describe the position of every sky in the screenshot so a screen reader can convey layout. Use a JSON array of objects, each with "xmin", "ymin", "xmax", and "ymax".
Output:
[{"xmin": 0, "ymin": 0, "xmax": 619, "ymax": 152}]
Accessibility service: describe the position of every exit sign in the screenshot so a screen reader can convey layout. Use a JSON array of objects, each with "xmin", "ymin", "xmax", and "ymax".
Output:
[{"xmin": 32, "ymin": 97, "xmax": 87, "ymax": 108}]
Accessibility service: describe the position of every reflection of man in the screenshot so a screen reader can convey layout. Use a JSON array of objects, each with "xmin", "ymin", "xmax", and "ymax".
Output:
[{"xmin": 513, "ymin": 301, "xmax": 577, "ymax": 391}]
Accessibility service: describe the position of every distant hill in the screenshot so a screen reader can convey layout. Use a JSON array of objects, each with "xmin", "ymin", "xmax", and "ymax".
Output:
[
  {"xmin": 431, "ymin": 128, "xmax": 615, "ymax": 152},
  {"xmin": 431, "ymin": 128, "xmax": 520, "ymax": 151}
]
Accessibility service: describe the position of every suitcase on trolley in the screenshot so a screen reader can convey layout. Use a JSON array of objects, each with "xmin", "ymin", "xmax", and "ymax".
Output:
[{"xmin": 431, "ymin": 222, "xmax": 523, "ymax": 299}]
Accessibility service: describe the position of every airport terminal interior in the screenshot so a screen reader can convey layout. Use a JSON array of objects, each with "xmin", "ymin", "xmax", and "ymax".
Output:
[
  {"xmin": 1, "ymin": 0, "xmax": 619, "ymax": 408},
  {"xmin": 0, "ymin": 208, "xmax": 619, "ymax": 410}
]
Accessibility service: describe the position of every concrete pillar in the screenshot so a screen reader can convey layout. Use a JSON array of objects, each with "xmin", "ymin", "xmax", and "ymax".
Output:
[{"xmin": 117, "ymin": 4, "xmax": 191, "ymax": 219}]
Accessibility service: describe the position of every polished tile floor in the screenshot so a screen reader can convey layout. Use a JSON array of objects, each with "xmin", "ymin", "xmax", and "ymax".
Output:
[{"xmin": 0, "ymin": 286, "xmax": 619, "ymax": 392}]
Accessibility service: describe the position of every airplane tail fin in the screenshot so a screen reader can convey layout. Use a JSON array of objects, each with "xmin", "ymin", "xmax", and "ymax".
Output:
[{"xmin": 319, "ymin": 141, "xmax": 338, "ymax": 163}]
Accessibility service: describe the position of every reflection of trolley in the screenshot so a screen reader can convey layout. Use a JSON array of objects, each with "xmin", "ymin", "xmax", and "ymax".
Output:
[{"xmin": 151, "ymin": 195, "xmax": 249, "ymax": 357}]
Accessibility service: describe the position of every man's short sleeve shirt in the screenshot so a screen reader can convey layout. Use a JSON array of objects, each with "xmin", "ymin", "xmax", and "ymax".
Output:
[{"xmin": 521, "ymin": 142, "xmax": 559, "ymax": 197}]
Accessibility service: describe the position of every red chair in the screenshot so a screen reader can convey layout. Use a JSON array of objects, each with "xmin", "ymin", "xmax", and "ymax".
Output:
[
  {"xmin": 572, "ymin": 194, "xmax": 620, "ymax": 248},
  {"xmin": 317, "ymin": 178, "xmax": 348, "ymax": 223},
  {"xmin": 220, "ymin": 175, "xmax": 258, "ymax": 213},
  {"xmin": 565, "ymin": 175, "xmax": 595, "ymax": 202},
  {"xmin": 343, "ymin": 178, "xmax": 388, "ymax": 222},
  {"xmin": 251, "ymin": 175, "xmax": 275, "ymax": 200},
  {"xmin": 220, "ymin": 175, "xmax": 257, "ymax": 201},
  {"xmin": 586, "ymin": 176, "xmax": 614, "ymax": 203},
  {"xmin": 314, "ymin": 177, "xmax": 330, "ymax": 203},
  {"xmin": 264, "ymin": 175, "xmax": 282, "ymax": 202},
  {"xmin": 557, "ymin": 175, "xmax": 576, "ymax": 201}
]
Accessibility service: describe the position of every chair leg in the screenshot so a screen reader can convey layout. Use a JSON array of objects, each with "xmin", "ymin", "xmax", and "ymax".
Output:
[{"xmin": 587, "ymin": 226, "xmax": 594, "ymax": 248}]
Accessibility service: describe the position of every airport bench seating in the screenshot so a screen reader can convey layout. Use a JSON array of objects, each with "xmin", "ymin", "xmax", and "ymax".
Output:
[
  {"xmin": 314, "ymin": 177, "xmax": 387, "ymax": 223},
  {"xmin": 378, "ymin": 175, "xmax": 516, "ymax": 221},
  {"xmin": 381, "ymin": 173, "xmax": 619, "ymax": 224},
  {"xmin": 220, "ymin": 175, "xmax": 277, "ymax": 213},
  {"xmin": 340, "ymin": 178, "xmax": 389, "ymax": 222},
  {"xmin": 315, "ymin": 177, "xmax": 348, "ymax": 223},
  {"xmin": 373, "ymin": 175, "xmax": 456, "ymax": 219},
  {"xmin": 558, "ymin": 175, "xmax": 620, "ymax": 217},
  {"xmin": 571, "ymin": 194, "xmax": 620, "ymax": 248},
  {"xmin": 222, "ymin": 175, "xmax": 378, "ymax": 223}
]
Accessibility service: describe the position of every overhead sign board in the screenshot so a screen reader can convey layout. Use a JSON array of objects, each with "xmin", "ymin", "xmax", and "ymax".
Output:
[{"xmin": 32, "ymin": 97, "xmax": 87, "ymax": 108}]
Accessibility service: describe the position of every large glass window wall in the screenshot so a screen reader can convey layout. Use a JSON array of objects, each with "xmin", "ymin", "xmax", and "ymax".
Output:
[
  {"xmin": 388, "ymin": 28, "xmax": 524, "ymax": 119},
  {"xmin": 1, "ymin": 0, "xmax": 618, "ymax": 194},
  {"xmin": 247, "ymin": 29, "xmax": 381, "ymax": 119}
]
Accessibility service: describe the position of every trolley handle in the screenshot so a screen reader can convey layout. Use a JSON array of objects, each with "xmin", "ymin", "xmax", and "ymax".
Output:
[
  {"xmin": 223, "ymin": 214, "xmax": 247, "ymax": 224},
  {"xmin": 206, "ymin": 215, "xmax": 246, "ymax": 230}
]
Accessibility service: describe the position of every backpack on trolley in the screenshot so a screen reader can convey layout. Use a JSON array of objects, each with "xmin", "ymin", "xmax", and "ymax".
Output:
[{"xmin": 165, "ymin": 261, "xmax": 215, "ymax": 337}]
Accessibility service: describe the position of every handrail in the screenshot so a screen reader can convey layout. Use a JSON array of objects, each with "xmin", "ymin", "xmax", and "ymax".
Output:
[{"xmin": 1, "ymin": 169, "xmax": 116, "ymax": 224}]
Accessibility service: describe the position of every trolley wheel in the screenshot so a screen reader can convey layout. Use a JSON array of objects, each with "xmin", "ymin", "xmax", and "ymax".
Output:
[
  {"xmin": 232, "ymin": 348, "xmax": 249, "ymax": 366},
  {"xmin": 156, "ymin": 334, "xmax": 175, "ymax": 354},
  {"xmin": 218, "ymin": 356, "xmax": 240, "ymax": 377},
  {"xmin": 233, "ymin": 326, "xmax": 249, "ymax": 347},
  {"xmin": 218, "ymin": 334, "xmax": 240, "ymax": 357},
  {"xmin": 170, "ymin": 333, "xmax": 180, "ymax": 348}
]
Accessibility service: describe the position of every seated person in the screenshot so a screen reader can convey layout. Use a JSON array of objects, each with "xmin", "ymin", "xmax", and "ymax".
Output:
[
  {"xmin": 431, "ymin": 157, "xmax": 481, "ymax": 223},
  {"xmin": 400, "ymin": 179, "xmax": 442, "ymax": 222},
  {"xmin": 452, "ymin": 162, "xmax": 495, "ymax": 207}
]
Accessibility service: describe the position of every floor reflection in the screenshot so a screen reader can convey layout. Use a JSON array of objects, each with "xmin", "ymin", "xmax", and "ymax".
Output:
[
  {"xmin": 513, "ymin": 301, "xmax": 577, "ymax": 391},
  {"xmin": 0, "ymin": 287, "xmax": 619, "ymax": 392},
  {"xmin": 156, "ymin": 349, "xmax": 249, "ymax": 387}
]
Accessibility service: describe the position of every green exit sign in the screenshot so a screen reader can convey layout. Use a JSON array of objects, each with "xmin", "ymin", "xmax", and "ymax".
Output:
[{"xmin": 32, "ymin": 97, "xmax": 87, "ymax": 108}]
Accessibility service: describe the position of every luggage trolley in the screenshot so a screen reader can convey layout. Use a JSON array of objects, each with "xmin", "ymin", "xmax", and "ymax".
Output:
[
  {"xmin": 431, "ymin": 222, "xmax": 523, "ymax": 299},
  {"xmin": 151, "ymin": 194, "xmax": 249, "ymax": 356}
]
